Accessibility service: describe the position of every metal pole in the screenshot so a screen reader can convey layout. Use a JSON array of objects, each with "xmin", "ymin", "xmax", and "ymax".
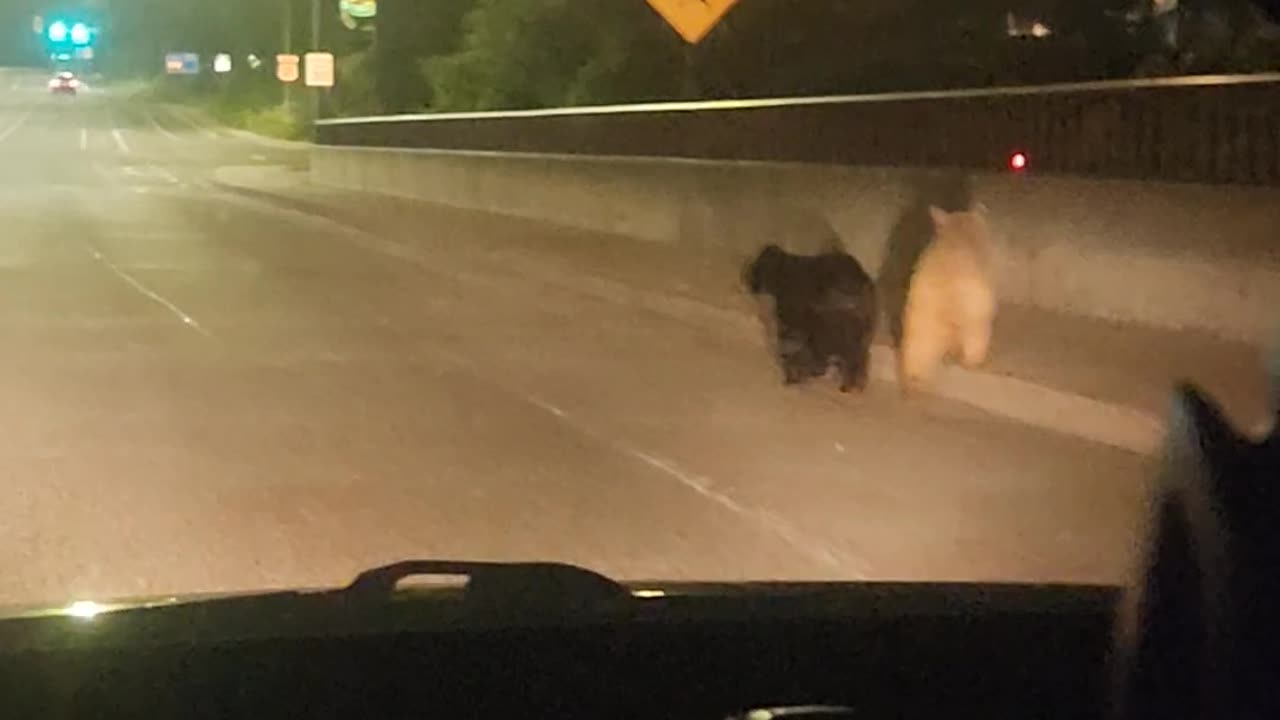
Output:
[
  {"xmin": 682, "ymin": 44, "xmax": 699, "ymax": 99},
  {"xmin": 311, "ymin": 0, "xmax": 321, "ymax": 49},
  {"xmin": 283, "ymin": 0, "xmax": 293, "ymax": 109},
  {"xmin": 310, "ymin": 0, "xmax": 321, "ymax": 121}
]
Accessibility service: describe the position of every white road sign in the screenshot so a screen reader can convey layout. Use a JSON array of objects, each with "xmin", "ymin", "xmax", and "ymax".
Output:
[{"xmin": 304, "ymin": 52, "xmax": 335, "ymax": 88}]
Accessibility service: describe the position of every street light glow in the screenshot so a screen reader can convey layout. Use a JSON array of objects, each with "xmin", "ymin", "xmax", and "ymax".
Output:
[{"xmin": 47, "ymin": 20, "xmax": 68, "ymax": 42}]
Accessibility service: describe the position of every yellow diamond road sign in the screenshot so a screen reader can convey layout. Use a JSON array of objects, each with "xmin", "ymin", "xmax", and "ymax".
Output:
[{"xmin": 645, "ymin": 0, "xmax": 740, "ymax": 44}]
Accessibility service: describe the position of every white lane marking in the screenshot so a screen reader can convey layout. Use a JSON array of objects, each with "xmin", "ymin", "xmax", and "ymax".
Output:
[
  {"xmin": 146, "ymin": 109, "xmax": 181, "ymax": 141},
  {"xmin": 182, "ymin": 194, "xmax": 860, "ymax": 568},
  {"xmin": 199, "ymin": 117, "xmax": 221, "ymax": 140},
  {"xmin": 170, "ymin": 106, "xmax": 201, "ymax": 130},
  {"xmin": 627, "ymin": 447, "xmax": 851, "ymax": 569},
  {"xmin": 251, "ymin": 154, "xmax": 267, "ymax": 162},
  {"xmin": 0, "ymin": 112, "xmax": 31, "ymax": 144},
  {"xmin": 111, "ymin": 127, "xmax": 130, "ymax": 153},
  {"xmin": 122, "ymin": 165, "xmax": 143, "ymax": 177},
  {"xmin": 410, "ymin": 338, "xmax": 858, "ymax": 574},
  {"xmin": 174, "ymin": 106, "xmax": 221, "ymax": 140},
  {"xmin": 80, "ymin": 128, "xmax": 88, "ymax": 150},
  {"xmin": 198, "ymin": 193, "xmax": 862, "ymax": 573},
  {"xmin": 111, "ymin": 128, "xmax": 130, "ymax": 153},
  {"xmin": 151, "ymin": 165, "xmax": 180, "ymax": 184},
  {"xmin": 519, "ymin": 390, "xmax": 853, "ymax": 573},
  {"xmin": 85, "ymin": 245, "xmax": 211, "ymax": 337}
]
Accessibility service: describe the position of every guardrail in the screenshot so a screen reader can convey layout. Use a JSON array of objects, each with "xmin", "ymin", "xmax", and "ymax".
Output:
[{"xmin": 316, "ymin": 74, "xmax": 1280, "ymax": 187}]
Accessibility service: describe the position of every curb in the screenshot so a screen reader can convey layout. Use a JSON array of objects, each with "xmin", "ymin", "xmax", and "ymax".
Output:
[{"xmin": 209, "ymin": 177, "xmax": 1166, "ymax": 456}]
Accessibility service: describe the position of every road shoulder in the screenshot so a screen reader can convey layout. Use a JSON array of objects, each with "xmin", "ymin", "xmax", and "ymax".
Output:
[{"xmin": 211, "ymin": 165, "xmax": 1270, "ymax": 456}]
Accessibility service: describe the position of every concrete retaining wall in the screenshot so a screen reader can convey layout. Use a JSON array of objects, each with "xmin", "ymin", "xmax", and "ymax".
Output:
[{"xmin": 311, "ymin": 145, "xmax": 1280, "ymax": 344}]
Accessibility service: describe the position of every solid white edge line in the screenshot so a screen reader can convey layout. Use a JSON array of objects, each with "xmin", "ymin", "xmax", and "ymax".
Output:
[
  {"xmin": 146, "ymin": 109, "xmax": 181, "ymax": 142},
  {"xmin": 0, "ymin": 112, "xmax": 32, "ymax": 144},
  {"xmin": 86, "ymin": 246, "xmax": 211, "ymax": 337}
]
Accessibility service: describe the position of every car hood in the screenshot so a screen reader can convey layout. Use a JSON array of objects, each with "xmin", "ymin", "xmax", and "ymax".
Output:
[
  {"xmin": 0, "ymin": 561, "xmax": 1122, "ymax": 652},
  {"xmin": 1, "ymin": 579, "xmax": 1120, "ymax": 616}
]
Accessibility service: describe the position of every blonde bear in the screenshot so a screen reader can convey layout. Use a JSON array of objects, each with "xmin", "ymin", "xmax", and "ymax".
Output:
[{"xmin": 898, "ymin": 204, "xmax": 997, "ymax": 393}]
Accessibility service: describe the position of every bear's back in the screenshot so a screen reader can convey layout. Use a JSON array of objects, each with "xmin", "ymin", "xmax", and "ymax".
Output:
[
  {"xmin": 922, "ymin": 211, "xmax": 995, "ymax": 281},
  {"xmin": 912, "ymin": 210, "xmax": 996, "ymax": 319}
]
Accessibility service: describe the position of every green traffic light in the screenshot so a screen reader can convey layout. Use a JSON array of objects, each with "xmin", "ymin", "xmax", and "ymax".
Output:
[
  {"xmin": 45, "ymin": 19, "xmax": 94, "ymax": 46},
  {"xmin": 48, "ymin": 20, "xmax": 68, "ymax": 42}
]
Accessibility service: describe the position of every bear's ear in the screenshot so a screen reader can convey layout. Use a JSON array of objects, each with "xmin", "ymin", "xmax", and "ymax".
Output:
[{"xmin": 928, "ymin": 205, "xmax": 949, "ymax": 228}]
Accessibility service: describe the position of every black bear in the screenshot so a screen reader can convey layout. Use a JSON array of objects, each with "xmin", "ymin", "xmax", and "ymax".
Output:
[{"xmin": 743, "ymin": 244, "xmax": 879, "ymax": 392}]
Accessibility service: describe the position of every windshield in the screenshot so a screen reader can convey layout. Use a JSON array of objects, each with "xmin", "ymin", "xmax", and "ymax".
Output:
[{"xmin": 0, "ymin": 0, "xmax": 1275, "ymax": 609}]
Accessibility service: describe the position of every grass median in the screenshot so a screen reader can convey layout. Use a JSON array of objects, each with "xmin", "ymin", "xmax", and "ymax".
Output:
[{"xmin": 137, "ymin": 75, "xmax": 307, "ymax": 142}]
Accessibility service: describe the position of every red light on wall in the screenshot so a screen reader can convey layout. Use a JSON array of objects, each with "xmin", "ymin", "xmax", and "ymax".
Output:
[{"xmin": 1009, "ymin": 151, "xmax": 1029, "ymax": 171}]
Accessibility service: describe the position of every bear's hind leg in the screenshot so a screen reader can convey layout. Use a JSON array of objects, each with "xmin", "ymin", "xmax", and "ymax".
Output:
[
  {"xmin": 959, "ymin": 311, "xmax": 993, "ymax": 368},
  {"xmin": 836, "ymin": 326, "xmax": 873, "ymax": 393},
  {"xmin": 898, "ymin": 311, "xmax": 944, "ymax": 394},
  {"xmin": 777, "ymin": 327, "xmax": 816, "ymax": 385}
]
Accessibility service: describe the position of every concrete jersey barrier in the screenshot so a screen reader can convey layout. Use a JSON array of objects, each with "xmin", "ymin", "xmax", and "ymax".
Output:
[{"xmin": 310, "ymin": 144, "xmax": 1279, "ymax": 345}]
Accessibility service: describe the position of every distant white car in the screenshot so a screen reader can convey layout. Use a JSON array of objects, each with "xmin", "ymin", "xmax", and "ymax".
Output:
[{"xmin": 49, "ymin": 72, "xmax": 80, "ymax": 96}]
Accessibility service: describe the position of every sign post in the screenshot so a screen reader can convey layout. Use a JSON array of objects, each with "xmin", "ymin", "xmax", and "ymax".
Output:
[
  {"xmin": 304, "ymin": 52, "xmax": 334, "ymax": 128},
  {"xmin": 645, "ymin": 0, "xmax": 739, "ymax": 96},
  {"xmin": 643, "ymin": 0, "xmax": 740, "ymax": 44},
  {"xmin": 310, "ymin": 0, "xmax": 322, "ymax": 121}
]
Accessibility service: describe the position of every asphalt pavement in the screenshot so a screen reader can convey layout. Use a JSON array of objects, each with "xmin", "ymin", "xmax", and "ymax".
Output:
[{"xmin": 0, "ymin": 68, "xmax": 1152, "ymax": 608}]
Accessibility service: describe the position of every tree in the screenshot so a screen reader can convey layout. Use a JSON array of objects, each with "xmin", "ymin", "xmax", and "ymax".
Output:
[
  {"xmin": 425, "ymin": 0, "xmax": 682, "ymax": 111},
  {"xmin": 334, "ymin": 49, "xmax": 379, "ymax": 116},
  {"xmin": 374, "ymin": 0, "xmax": 475, "ymax": 112},
  {"xmin": 425, "ymin": 0, "xmax": 593, "ymax": 111},
  {"xmin": 562, "ymin": 3, "xmax": 685, "ymax": 106}
]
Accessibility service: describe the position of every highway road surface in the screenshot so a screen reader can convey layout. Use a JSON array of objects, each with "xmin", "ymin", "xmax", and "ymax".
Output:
[{"xmin": 0, "ymin": 68, "xmax": 1152, "ymax": 608}]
